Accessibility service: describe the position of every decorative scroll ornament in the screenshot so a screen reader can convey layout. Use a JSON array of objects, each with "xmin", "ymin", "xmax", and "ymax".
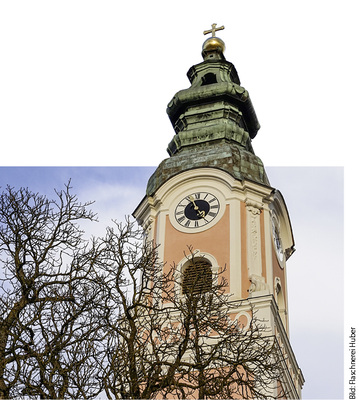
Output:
[
  {"xmin": 248, "ymin": 274, "xmax": 268, "ymax": 294},
  {"xmin": 245, "ymin": 199, "xmax": 263, "ymax": 214},
  {"xmin": 143, "ymin": 217, "xmax": 153, "ymax": 233}
]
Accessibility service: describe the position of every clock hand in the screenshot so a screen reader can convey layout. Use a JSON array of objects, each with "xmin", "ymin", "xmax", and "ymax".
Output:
[
  {"xmin": 188, "ymin": 195, "xmax": 207, "ymax": 218},
  {"xmin": 188, "ymin": 195, "xmax": 199, "ymax": 210},
  {"xmin": 197, "ymin": 209, "xmax": 206, "ymax": 218}
]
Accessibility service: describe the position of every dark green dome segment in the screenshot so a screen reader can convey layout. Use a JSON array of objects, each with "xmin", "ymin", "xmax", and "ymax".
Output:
[
  {"xmin": 166, "ymin": 56, "xmax": 260, "ymax": 156},
  {"xmin": 146, "ymin": 141, "xmax": 270, "ymax": 197}
]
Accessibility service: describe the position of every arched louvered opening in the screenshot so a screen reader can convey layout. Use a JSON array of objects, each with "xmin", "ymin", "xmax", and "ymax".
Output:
[{"xmin": 182, "ymin": 258, "xmax": 212, "ymax": 295}]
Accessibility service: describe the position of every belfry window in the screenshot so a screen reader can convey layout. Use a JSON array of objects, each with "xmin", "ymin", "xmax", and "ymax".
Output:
[
  {"xmin": 201, "ymin": 72, "xmax": 217, "ymax": 85},
  {"xmin": 182, "ymin": 258, "xmax": 212, "ymax": 295}
]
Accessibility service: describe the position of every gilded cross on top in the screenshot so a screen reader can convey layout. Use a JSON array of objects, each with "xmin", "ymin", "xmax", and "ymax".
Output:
[{"xmin": 203, "ymin": 23, "xmax": 225, "ymax": 37}]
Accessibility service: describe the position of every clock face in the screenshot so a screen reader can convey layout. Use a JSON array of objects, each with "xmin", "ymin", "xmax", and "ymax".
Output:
[
  {"xmin": 272, "ymin": 222, "xmax": 284, "ymax": 264},
  {"xmin": 175, "ymin": 192, "xmax": 220, "ymax": 229}
]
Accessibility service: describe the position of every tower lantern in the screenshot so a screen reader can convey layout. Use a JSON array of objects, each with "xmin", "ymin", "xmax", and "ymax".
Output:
[{"xmin": 133, "ymin": 25, "xmax": 304, "ymax": 398}]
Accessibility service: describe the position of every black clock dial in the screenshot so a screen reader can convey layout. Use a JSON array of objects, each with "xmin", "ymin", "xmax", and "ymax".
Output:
[
  {"xmin": 184, "ymin": 200, "xmax": 210, "ymax": 220},
  {"xmin": 175, "ymin": 192, "xmax": 220, "ymax": 229}
]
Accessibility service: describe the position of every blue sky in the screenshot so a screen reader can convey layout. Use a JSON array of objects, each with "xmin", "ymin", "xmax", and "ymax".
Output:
[
  {"xmin": 0, "ymin": 1, "xmax": 357, "ymax": 398},
  {"xmin": 0, "ymin": 165, "xmax": 344, "ymax": 399}
]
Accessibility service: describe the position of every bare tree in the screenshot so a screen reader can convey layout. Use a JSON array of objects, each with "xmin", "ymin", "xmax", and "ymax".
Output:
[
  {"xmin": 95, "ymin": 221, "xmax": 286, "ymax": 399},
  {"xmin": 0, "ymin": 184, "xmax": 102, "ymax": 399},
  {"xmin": 93, "ymin": 219, "xmax": 171, "ymax": 399},
  {"xmin": 0, "ymin": 184, "xmax": 286, "ymax": 399}
]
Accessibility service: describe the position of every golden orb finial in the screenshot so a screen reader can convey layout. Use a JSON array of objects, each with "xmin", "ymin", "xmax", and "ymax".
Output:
[{"xmin": 202, "ymin": 23, "xmax": 226, "ymax": 58}]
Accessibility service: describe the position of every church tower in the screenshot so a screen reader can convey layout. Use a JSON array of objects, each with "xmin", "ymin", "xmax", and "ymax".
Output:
[{"xmin": 133, "ymin": 24, "xmax": 304, "ymax": 398}]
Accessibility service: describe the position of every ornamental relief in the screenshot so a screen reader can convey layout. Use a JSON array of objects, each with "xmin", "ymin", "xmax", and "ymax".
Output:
[
  {"xmin": 245, "ymin": 200, "xmax": 263, "ymax": 278},
  {"xmin": 142, "ymin": 217, "xmax": 155, "ymax": 242},
  {"xmin": 245, "ymin": 199, "xmax": 263, "ymax": 214},
  {"xmin": 249, "ymin": 211, "xmax": 259, "ymax": 265},
  {"xmin": 142, "ymin": 217, "xmax": 154, "ymax": 235},
  {"xmin": 248, "ymin": 274, "xmax": 268, "ymax": 294}
]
